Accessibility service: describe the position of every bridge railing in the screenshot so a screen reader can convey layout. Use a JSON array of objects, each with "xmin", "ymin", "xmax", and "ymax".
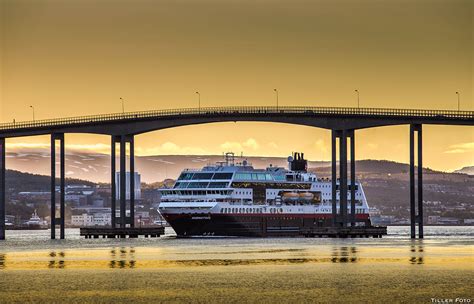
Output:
[{"xmin": 0, "ymin": 106, "xmax": 472, "ymax": 131}]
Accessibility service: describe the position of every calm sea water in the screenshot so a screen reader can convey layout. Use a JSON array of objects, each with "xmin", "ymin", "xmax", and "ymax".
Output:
[{"xmin": 0, "ymin": 226, "xmax": 472, "ymax": 303}]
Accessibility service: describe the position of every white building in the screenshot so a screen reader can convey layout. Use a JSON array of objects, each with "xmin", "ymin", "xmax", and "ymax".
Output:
[
  {"xmin": 92, "ymin": 213, "xmax": 111, "ymax": 226},
  {"xmin": 71, "ymin": 214, "xmax": 94, "ymax": 227},
  {"xmin": 71, "ymin": 213, "xmax": 111, "ymax": 227},
  {"xmin": 115, "ymin": 172, "xmax": 141, "ymax": 200}
]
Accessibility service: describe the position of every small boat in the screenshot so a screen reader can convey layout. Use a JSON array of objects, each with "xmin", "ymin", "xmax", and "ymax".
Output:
[{"xmin": 25, "ymin": 210, "xmax": 48, "ymax": 229}]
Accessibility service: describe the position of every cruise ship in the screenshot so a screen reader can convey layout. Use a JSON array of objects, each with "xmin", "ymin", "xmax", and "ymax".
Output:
[{"xmin": 158, "ymin": 152, "xmax": 372, "ymax": 237}]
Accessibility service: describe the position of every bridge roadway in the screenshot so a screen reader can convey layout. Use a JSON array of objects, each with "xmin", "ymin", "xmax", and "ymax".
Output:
[{"xmin": 0, "ymin": 106, "xmax": 473, "ymax": 240}]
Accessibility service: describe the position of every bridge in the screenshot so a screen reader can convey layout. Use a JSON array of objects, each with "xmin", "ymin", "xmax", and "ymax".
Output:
[{"xmin": 1, "ymin": 106, "xmax": 473, "ymax": 240}]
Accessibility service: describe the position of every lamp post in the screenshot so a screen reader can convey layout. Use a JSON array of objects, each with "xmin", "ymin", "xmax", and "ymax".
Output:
[
  {"xmin": 195, "ymin": 91, "xmax": 200, "ymax": 112},
  {"xmin": 29, "ymin": 105, "xmax": 35, "ymax": 121},
  {"xmin": 274, "ymin": 89, "xmax": 279, "ymax": 110},
  {"xmin": 455, "ymin": 92, "xmax": 460, "ymax": 111},
  {"xmin": 355, "ymin": 89, "xmax": 360, "ymax": 108},
  {"xmin": 119, "ymin": 97, "xmax": 125, "ymax": 114}
]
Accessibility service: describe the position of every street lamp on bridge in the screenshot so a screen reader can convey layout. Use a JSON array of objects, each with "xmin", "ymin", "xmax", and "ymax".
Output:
[
  {"xmin": 29, "ymin": 105, "xmax": 35, "ymax": 121},
  {"xmin": 456, "ymin": 92, "xmax": 460, "ymax": 111},
  {"xmin": 119, "ymin": 97, "xmax": 125, "ymax": 114},
  {"xmin": 274, "ymin": 88, "xmax": 279, "ymax": 110},
  {"xmin": 195, "ymin": 91, "xmax": 201, "ymax": 112},
  {"xmin": 355, "ymin": 89, "xmax": 360, "ymax": 108}
]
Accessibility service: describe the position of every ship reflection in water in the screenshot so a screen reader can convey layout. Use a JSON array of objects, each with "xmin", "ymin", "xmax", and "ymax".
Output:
[
  {"xmin": 109, "ymin": 247, "xmax": 136, "ymax": 269},
  {"xmin": 48, "ymin": 251, "xmax": 66, "ymax": 269},
  {"xmin": 409, "ymin": 243, "xmax": 425, "ymax": 265},
  {"xmin": 0, "ymin": 253, "xmax": 5, "ymax": 270},
  {"xmin": 331, "ymin": 246, "xmax": 358, "ymax": 263}
]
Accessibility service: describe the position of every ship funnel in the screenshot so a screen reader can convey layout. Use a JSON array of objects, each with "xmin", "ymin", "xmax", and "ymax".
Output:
[{"xmin": 288, "ymin": 152, "xmax": 307, "ymax": 172}]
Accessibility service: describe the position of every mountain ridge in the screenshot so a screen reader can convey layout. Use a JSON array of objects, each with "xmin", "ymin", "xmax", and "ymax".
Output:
[{"xmin": 5, "ymin": 151, "xmax": 472, "ymax": 183}]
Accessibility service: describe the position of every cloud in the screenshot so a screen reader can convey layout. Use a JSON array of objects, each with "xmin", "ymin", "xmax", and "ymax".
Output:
[
  {"xmin": 6, "ymin": 142, "xmax": 111, "ymax": 154},
  {"xmin": 135, "ymin": 142, "xmax": 209, "ymax": 155},
  {"xmin": 267, "ymin": 142, "xmax": 279, "ymax": 149},
  {"xmin": 444, "ymin": 142, "xmax": 474, "ymax": 154},
  {"xmin": 243, "ymin": 138, "xmax": 259, "ymax": 150},
  {"xmin": 313, "ymin": 139, "xmax": 328, "ymax": 153},
  {"xmin": 6, "ymin": 141, "xmax": 215, "ymax": 156},
  {"xmin": 220, "ymin": 138, "xmax": 260, "ymax": 152},
  {"xmin": 6, "ymin": 143, "xmax": 50, "ymax": 151},
  {"xmin": 220, "ymin": 141, "xmax": 243, "ymax": 152}
]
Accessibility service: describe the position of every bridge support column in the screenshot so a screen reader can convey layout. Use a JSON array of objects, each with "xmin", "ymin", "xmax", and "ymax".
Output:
[
  {"xmin": 112, "ymin": 135, "xmax": 135, "ymax": 228},
  {"xmin": 410, "ymin": 124, "xmax": 423, "ymax": 239},
  {"xmin": 350, "ymin": 130, "xmax": 356, "ymax": 227},
  {"xmin": 331, "ymin": 130, "xmax": 351, "ymax": 228},
  {"xmin": 111, "ymin": 136, "xmax": 118, "ymax": 228},
  {"xmin": 331, "ymin": 130, "xmax": 337, "ymax": 226},
  {"xmin": 129, "ymin": 136, "xmax": 135, "ymax": 228},
  {"xmin": 51, "ymin": 133, "xmax": 65, "ymax": 239},
  {"xmin": 120, "ymin": 136, "xmax": 126, "ymax": 228},
  {"xmin": 339, "ymin": 130, "xmax": 348, "ymax": 228},
  {"xmin": 0, "ymin": 138, "xmax": 5, "ymax": 240}
]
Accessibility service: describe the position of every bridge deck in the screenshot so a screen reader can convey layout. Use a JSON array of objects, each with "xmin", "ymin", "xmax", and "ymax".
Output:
[{"xmin": 1, "ymin": 106, "xmax": 473, "ymax": 132}]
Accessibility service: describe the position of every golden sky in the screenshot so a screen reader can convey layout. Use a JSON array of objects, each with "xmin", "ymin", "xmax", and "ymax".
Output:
[{"xmin": 1, "ymin": 0, "xmax": 473, "ymax": 172}]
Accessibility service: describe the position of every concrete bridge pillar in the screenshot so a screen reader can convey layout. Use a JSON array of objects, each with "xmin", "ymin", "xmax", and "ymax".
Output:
[
  {"xmin": 111, "ymin": 135, "xmax": 135, "ymax": 229},
  {"xmin": 51, "ymin": 133, "xmax": 65, "ymax": 239},
  {"xmin": 0, "ymin": 138, "xmax": 5, "ymax": 240},
  {"xmin": 111, "ymin": 136, "xmax": 118, "ymax": 228},
  {"xmin": 331, "ymin": 130, "xmax": 356, "ymax": 228},
  {"xmin": 339, "ymin": 130, "xmax": 348, "ymax": 228},
  {"xmin": 331, "ymin": 130, "xmax": 338, "ymax": 226},
  {"xmin": 350, "ymin": 130, "xmax": 356, "ymax": 227},
  {"xmin": 410, "ymin": 124, "xmax": 423, "ymax": 239}
]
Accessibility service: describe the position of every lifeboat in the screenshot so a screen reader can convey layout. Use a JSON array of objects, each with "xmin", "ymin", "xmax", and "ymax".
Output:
[
  {"xmin": 282, "ymin": 192, "xmax": 299, "ymax": 201},
  {"xmin": 299, "ymin": 192, "xmax": 314, "ymax": 201}
]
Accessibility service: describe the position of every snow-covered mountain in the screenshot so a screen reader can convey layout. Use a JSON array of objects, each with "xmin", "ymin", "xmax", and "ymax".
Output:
[{"xmin": 5, "ymin": 151, "xmax": 328, "ymax": 183}]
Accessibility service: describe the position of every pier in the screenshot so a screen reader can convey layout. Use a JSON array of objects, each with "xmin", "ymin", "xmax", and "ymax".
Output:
[
  {"xmin": 300, "ymin": 226, "xmax": 387, "ymax": 238},
  {"xmin": 80, "ymin": 227, "xmax": 165, "ymax": 239}
]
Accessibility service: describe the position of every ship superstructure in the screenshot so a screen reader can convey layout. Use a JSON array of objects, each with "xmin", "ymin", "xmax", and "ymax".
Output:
[{"xmin": 158, "ymin": 152, "xmax": 371, "ymax": 237}]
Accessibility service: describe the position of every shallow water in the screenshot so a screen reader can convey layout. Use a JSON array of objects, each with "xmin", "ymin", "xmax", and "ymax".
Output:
[{"xmin": 0, "ymin": 226, "xmax": 472, "ymax": 303}]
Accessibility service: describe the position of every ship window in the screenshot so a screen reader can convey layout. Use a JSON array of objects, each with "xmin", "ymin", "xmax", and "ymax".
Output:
[
  {"xmin": 213, "ymin": 173, "xmax": 234, "ymax": 180},
  {"xmin": 251, "ymin": 173, "xmax": 258, "ymax": 180},
  {"xmin": 178, "ymin": 172, "xmax": 194, "ymax": 180},
  {"xmin": 208, "ymin": 182, "xmax": 228, "ymax": 188},
  {"xmin": 235, "ymin": 173, "xmax": 252, "ymax": 180},
  {"xmin": 265, "ymin": 174, "xmax": 273, "ymax": 180},
  {"xmin": 187, "ymin": 182, "xmax": 209, "ymax": 188},
  {"xmin": 257, "ymin": 174, "xmax": 266, "ymax": 181},
  {"xmin": 192, "ymin": 173, "xmax": 214, "ymax": 180}
]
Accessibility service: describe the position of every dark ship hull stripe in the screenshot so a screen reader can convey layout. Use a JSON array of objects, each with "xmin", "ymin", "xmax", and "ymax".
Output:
[{"xmin": 162, "ymin": 213, "xmax": 370, "ymax": 237}]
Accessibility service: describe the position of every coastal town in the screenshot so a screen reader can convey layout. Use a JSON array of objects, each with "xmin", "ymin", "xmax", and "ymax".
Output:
[{"xmin": 4, "ymin": 162, "xmax": 473, "ymax": 229}]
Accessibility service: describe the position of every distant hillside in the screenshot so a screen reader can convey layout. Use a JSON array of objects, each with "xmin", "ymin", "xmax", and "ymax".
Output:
[
  {"xmin": 5, "ymin": 170, "xmax": 95, "ymax": 194},
  {"xmin": 5, "ymin": 151, "xmax": 327, "ymax": 183},
  {"xmin": 310, "ymin": 159, "xmax": 442, "ymax": 176},
  {"xmin": 3, "ymin": 159, "xmax": 473, "ymax": 221},
  {"xmin": 454, "ymin": 166, "xmax": 474, "ymax": 176}
]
